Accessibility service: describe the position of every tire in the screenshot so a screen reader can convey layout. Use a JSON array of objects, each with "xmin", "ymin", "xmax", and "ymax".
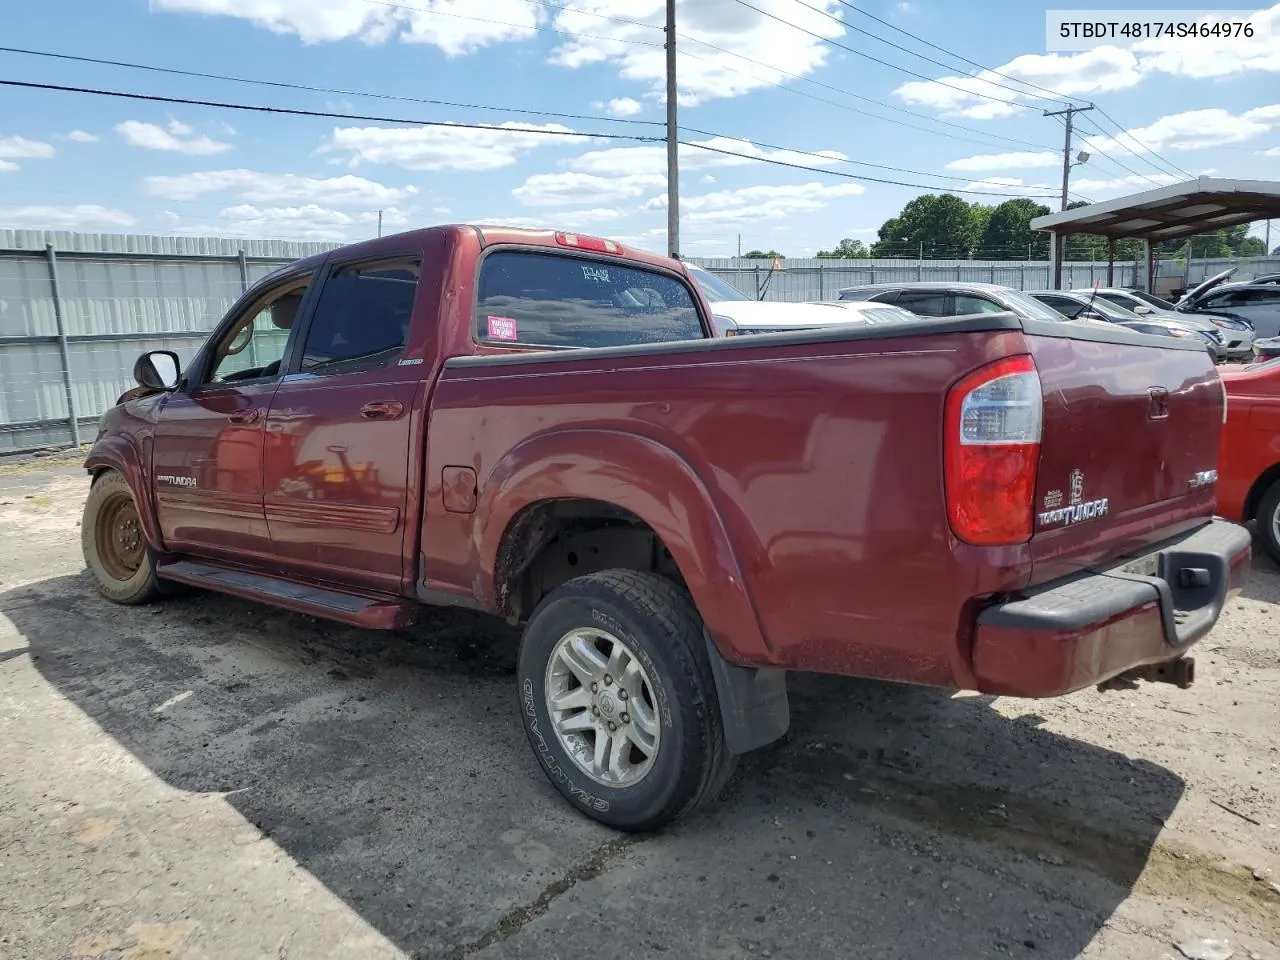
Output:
[
  {"xmin": 1256, "ymin": 479, "xmax": 1280, "ymax": 565},
  {"xmin": 517, "ymin": 569, "xmax": 735, "ymax": 832},
  {"xmin": 82, "ymin": 470, "xmax": 163, "ymax": 605}
]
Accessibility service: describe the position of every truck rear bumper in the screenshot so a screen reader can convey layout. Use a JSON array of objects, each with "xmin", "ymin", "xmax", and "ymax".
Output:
[{"xmin": 971, "ymin": 519, "xmax": 1251, "ymax": 698}]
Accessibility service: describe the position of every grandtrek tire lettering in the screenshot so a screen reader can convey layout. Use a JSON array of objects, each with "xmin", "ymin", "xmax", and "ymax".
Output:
[
  {"xmin": 1038, "ymin": 498, "xmax": 1110, "ymax": 528},
  {"xmin": 522, "ymin": 678, "xmax": 610, "ymax": 812}
]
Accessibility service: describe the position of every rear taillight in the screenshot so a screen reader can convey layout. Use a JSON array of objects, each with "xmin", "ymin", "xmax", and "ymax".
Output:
[
  {"xmin": 944, "ymin": 355, "xmax": 1043, "ymax": 546},
  {"xmin": 555, "ymin": 231, "xmax": 621, "ymax": 254}
]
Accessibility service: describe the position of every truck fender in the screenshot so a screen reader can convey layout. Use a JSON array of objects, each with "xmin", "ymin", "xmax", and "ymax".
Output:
[
  {"xmin": 478, "ymin": 428, "xmax": 771, "ymax": 665},
  {"xmin": 84, "ymin": 435, "xmax": 165, "ymax": 554},
  {"xmin": 478, "ymin": 428, "xmax": 788, "ymax": 754}
]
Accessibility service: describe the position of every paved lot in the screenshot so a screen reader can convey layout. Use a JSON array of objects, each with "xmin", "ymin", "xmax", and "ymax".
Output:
[{"xmin": 1, "ymin": 467, "xmax": 1278, "ymax": 960}]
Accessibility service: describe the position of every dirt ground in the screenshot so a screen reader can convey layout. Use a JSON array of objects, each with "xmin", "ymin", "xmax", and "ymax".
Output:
[{"xmin": 0, "ymin": 464, "xmax": 1277, "ymax": 960}]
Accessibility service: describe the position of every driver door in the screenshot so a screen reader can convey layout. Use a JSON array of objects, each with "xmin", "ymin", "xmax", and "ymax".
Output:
[{"xmin": 151, "ymin": 269, "xmax": 317, "ymax": 563}]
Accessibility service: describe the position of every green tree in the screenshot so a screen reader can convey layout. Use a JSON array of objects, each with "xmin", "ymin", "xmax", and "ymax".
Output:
[
  {"xmin": 978, "ymin": 198, "xmax": 1051, "ymax": 260},
  {"xmin": 870, "ymin": 194, "xmax": 982, "ymax": 259},
  {"xmin": 816, "ymin": 238, "xmax": 870, "ymax": 258},
  {"xmin": 741, "ymin": 249, "xmax": 783, "ymax": 259}
]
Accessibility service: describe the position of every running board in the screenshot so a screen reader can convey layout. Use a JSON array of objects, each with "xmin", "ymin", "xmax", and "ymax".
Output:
[{"xmin": 156, "ymin": 559, "xmax": 416, "ymax": 630}]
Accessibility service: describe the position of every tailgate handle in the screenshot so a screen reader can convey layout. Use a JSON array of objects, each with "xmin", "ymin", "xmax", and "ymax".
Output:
[
  {"xmin": 1147, "ymin": 387, "xmax": 1169, "ymax": 420},
  {"xmin": 1179, "ymin": 567, "xmax": 1210, "ymax": 588}
]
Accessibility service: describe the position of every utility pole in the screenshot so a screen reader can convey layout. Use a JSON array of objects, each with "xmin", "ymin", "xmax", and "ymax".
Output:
[
  {"xmin": 1044, "ymin": 104, "xmax": 1093, "ymax": 288},
  {"xmin": 377, "ymin": 210, "xmax": 383, "ymax": 238},
  {"xmin": 665, "ymin": 0, "xmax": 679, "ymax": 259},
  {"xmin": 1267, "ymin": 219, "xmax": 1272, "ymax": 255}
]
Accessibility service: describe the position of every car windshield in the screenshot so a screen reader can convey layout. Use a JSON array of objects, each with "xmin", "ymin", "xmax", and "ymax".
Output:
[
  {"xmin": 1125, "ymin": 289, "xmax": 1177, "ymax": 310},
  {"xmin": 999, "ymin": 288, "xmax": 1073, "ymax": 322},
  {"xmin": 1077, "ymin": 295, "xmax": 1142, "ymax": 321},
  {"xmin": 688, "ymin": 267, "xmax": 750, "ymax": 302}
]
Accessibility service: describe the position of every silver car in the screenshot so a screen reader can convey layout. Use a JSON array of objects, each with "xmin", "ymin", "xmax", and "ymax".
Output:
[
  {"xmin": 836, "ymin": 280, "xmax": 1071, "ymax": 324},
  {"xmin": 1072, "ymin": 285, "xmax": 1255, "ymax": 361},
  {"xmin": 1030, "ymin": 290, "xmax": 1227, "ymax": 362},
  {"xmin": 1175, "ymin": 268, "xmax": 1280, "ymax": 340}
]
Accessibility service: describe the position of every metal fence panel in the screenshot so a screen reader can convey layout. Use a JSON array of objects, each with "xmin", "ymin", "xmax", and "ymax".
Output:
[{"xmin": 1, "ymin": 229, "xmax": 1277, "ymax": 455}]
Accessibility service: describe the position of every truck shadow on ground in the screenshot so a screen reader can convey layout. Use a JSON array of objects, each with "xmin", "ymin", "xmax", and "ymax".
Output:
[{"xmin": 4, "ymin": 572, "xmax": 1193, "ymax": 960}]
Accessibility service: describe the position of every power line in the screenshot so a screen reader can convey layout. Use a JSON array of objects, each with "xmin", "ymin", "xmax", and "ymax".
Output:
[
  {"xmin": 1071, "ymin": 116, "xmax": 1176, "ymax": 187},
  {"xmin": 0, "ymin": 78, "xmax": 662, "ymax": 142},
  {"xmin": 0, "ymin": 46, "xmax": 667, "ymax": 128},
  {"xmin": 724, "ymin": 0, "xmax": 1037, "ymax": 112},
  {"xmin": 785, "ymin": 0, "xmax": 1071, "ymax": 108},
  {"xmin": 675, "ymin": 35, "xmax": 1058, "ymax": 152},
  {"xmin": 680, "ymin": 140, "xmax": 1081, "ymax": 197},
  {"xmin": 1090, "ymin": 105, "xmax": 1195, "ymax": 179},
  {"xmin": 678, "ymin": 123, "xmax": 1063, "ymax": 196}
]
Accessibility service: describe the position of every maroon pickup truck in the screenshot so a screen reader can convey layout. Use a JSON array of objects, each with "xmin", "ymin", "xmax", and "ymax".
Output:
[{"xmin": 83, "ymin": 225, "xmax": 1251, "ymax": 830}]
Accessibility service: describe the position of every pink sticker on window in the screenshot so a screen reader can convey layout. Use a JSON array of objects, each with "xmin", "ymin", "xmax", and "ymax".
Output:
[{"xmin": 487, "ymin": 315, "xmax": 518, "ymax": 341}]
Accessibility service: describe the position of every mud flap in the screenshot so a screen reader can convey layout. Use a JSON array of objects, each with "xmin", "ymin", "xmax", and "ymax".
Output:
[{"xmin": 703, "ymin": 630, "xmax": 789, "ymax": 755}]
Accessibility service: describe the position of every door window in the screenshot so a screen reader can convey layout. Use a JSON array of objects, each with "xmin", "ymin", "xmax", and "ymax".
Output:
[
  {"xmin": 207, "ymin": 275, "xmax": 312, "ymax": 385},
  {"xmin": 475, "ymin": 251, "xmax": 704, "ymax": 348},
  {"xmin": 894, "ymin": 291, "xmax": 949, "ymax": 316},
  {"xmin": 300, "ymin": 259, "xmax": 420, "ymax": 376},
  {"xmin": 954, "ymin": 295, "xmax": 1007, "ymax": 315},
  {"xmin": 1035, "ymin": 296, "xmax": 1082, "ymax": 319}
]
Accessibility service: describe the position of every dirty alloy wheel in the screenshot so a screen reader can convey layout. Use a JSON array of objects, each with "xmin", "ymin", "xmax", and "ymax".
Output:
[
  {"xmin": 82, "ymin": 470, "xmax": 163, "ymax": 605},
  {"xmin": 1257, "ymin": 479, "xmax": 1280, "ymax": 565},
  {"xmin": 517, "ymin": 569, "xmax": 735, "ymax": 832}
]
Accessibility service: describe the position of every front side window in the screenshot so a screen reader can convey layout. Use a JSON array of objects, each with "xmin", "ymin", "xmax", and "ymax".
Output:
[
  {"xmin": 894, "ymin": 292, "xmax": 948, "ymax": 316},
  {"xmin": 208, "ymin": 274, "xmax": 312, "ymax": 385},
  {"xmin": 300, "ymin": 259, "xmax": 419, "ymax": 375},
  {"xmin": 475, "ymin": 251, "xmax": 704, "ymax": 349}
]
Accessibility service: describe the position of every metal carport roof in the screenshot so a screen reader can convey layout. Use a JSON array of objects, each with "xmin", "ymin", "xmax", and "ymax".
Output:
[{"xmin": 1030, "ymin": 177, "xmax": 1280, "ymax": 243}]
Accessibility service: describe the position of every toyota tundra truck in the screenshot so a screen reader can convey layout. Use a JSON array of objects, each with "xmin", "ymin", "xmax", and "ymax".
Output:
[{"xmin": 82, "ymin": 224, "xmax": 1251, "ymax": 831}]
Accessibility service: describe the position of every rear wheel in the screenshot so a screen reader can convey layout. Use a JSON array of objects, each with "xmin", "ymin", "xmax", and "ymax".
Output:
[
  {"xmin": 1256, "ymin": 479, "xmax": 1280, "ymax": 565},
  {"xmin": 517, "ymin": 569, "xmax": 734, "ymax": 832},
  {"xmin": 82, "ymin": 470, "xmax": 163, "ymax": 605}
]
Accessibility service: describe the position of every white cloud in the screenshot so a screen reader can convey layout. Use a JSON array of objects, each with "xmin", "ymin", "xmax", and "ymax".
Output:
[
  {"xmin": 959, "ymin": 176, "xmax": 1055, "ymax": 194},
  {"xmin": 164, "ymin": 202, "xmax": 406, "ymax": 241},
  {"xmin": 945, "ymin": 151, "xmax": 1061, "ymax": 172},
  {"xmin": 568, "ymin": 136, "xmax": 847, "ymax": 177},
  {"xmin": 597, "ymin": 97, "xmax": 643, "ymax": 117},
  {"xmin": 1083, "ymin": 105, "xmax": 1280, "ymax": 154},
  {"xmin": 654, "ymin": 181, "xmax": 866, "ymax": 227},
  {"xmin": 67, "ymin": 130, "xmax": 100, "ymax": 143},
  {"xmin": 0, "ymin": 136, "xmax": 55, "ymax": 159},
  {"xmin": 0, "ymin": 160, "xmax": 18, "ymax": 174},
  {"xmin": 702, "ymin": 174, "xmax": 716, "ymax": 184},
  {"xmin": 144, "ymin": 169, "xmax": 418, "ymax": 205},
  {"xmin": 894, "ymin": 6, "xmax": 1280, "ymax": 119},
  {"xmin": 473, "ymin": 208, "xmax": 628, "ymax": 231},
  {"xmin": 1072, "ymin": 173, "xmax": 1181, "ymax": 194},
  {"xmin": 116, "ymin": 120, "xmax": 233, "ymax": 155},
  {"xmin": 512, "ymin": 171, "xmax": 665, "ymax": 207},
  {"xmin": 549, "ymin": 0, "xmax": 848, "ymax": 105},
  {"xmin": 152, "ymin": 0, "xmax": 539, "ymax": 55},
  {"xmin": 1266, "ymin": 146, "xmax": 1280, "ymax": 157},
  {"xmin": 0, "ymin": 205, "xmax": 136, "ymax": 229},
  {"xmin": 321, "ymin": 121, "xmax": 584, "ymax": 172}
]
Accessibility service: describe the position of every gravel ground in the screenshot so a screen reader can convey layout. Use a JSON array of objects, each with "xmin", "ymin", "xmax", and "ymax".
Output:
[{"xmin": 0, "ymin": 467, "xmax": 1277, "ymax": 960}]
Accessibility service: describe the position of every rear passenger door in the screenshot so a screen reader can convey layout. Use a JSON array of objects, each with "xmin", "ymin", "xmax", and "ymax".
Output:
[{"xmin": 261, "ymin": 255, "xmax": 424, "ymax": 593}]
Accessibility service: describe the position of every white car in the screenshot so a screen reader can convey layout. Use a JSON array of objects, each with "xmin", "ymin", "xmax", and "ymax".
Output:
[{"xmin": 687, "ymin": 264, "xmax": 917, "ymax": 336}]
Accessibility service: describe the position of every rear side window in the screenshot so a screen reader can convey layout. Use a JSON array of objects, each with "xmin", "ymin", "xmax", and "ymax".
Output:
[
  {"xmin": 301, "ymin": 259, "xmax": 419, "ymax": 375},
  {"xmin": 954, "ymin": 295, "xmax": 1006, "ymax": 315},
  {"xmin": 895, "ymin": 292, "xmax": 949, "ymax": 316},
  {"xmin": 475, "ymin": 251, "xmax": 704, "ymax": 348}
]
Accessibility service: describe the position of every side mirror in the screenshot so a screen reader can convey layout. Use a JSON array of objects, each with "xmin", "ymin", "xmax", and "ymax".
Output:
[
  {"xmin": 1133, "ymin": 305, "xmax": 1153, "ymax": 315},
  {"xmin": 134, "ymin": 350, "xmax": 180, "ymax": 391}
]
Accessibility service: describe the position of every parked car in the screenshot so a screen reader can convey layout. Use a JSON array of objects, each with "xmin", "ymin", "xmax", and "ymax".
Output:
[
  {"xmin": 83, "ymin": 225, "xmax": 1250, "ymax": 831},
  {"xmin": 1029, "ymin": 290, "xmax": 1227, "ymax": 362},
  {"xmin": 1219, "ymin": 356, "xmax": 1280, "ymax": 562},
  {"xmin": 1175, "ymin": 268, "xmax": 1280, "ymax": 339},
  {"xmin": 1255, "ymin": 336, "xmax": 1280, "ymax": 360},
  {"xmin": 1072, "ymin": 286, "xmax": 1253, "ymax": 361},
  {"xmin": 685, "ymin": 264, "xmax": 916, "ymax": 335},
  {"xmin": 836, "ymin": 280, "xmax": 1075, "ymax": 324}
]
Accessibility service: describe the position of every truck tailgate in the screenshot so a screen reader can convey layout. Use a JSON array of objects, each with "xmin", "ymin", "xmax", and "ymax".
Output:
[{"xmin": 1022, "ymin": 325, "xmax": 1225, "ymax": 582}]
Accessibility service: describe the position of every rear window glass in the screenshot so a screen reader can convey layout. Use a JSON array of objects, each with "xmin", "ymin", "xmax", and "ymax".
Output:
[{"xmin": 475, "ymin": 251, "xmax": 705, "ymax": 349}]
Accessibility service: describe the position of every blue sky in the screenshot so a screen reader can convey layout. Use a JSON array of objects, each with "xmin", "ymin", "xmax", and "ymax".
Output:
[{"xmin": 1, "ymin": 0, "xmax": 1277, "ymax": 256}]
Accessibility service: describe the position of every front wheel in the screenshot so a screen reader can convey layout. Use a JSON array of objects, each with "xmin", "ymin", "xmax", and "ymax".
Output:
[
  {"xmin": 82, "ymin": 470, "xmax": 163, "ymax": 605},
  {"xmin": 517, "ymin": 570, "xmax": 735, "ymax": 832},
  {"xmin": 1256, "ymin": 479, "xmax": 1280, "ymax": 565}
]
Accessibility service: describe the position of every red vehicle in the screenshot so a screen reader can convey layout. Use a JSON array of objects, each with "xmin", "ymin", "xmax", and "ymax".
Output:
[
  {"xmin": 1219, "ymin": 357, "xmax": 1280, "ymax": 562},
  {"xmin": 82, "ymin": 225, "xmax": 1250, "ymax": 830}
]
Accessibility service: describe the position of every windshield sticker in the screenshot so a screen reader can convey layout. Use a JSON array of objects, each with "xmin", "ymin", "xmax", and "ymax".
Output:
[
  {"xmin": 487, "ymin": 316, "xmax": 518, "ymax": 341},
  {"xmin": 582, "ymin": 265, "xmax": 611, "ymax": 284}
]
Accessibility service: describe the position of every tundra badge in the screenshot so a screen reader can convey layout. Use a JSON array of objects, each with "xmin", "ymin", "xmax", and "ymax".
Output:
[{"xmin": 1038, "ymin": 469, "xmax": 1109, "ymax": 528}]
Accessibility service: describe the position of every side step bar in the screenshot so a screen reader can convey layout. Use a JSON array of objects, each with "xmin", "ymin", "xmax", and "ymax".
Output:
[{"xmin": 156, "ymin": 559, "xmax": 417, "ymax": 630}]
